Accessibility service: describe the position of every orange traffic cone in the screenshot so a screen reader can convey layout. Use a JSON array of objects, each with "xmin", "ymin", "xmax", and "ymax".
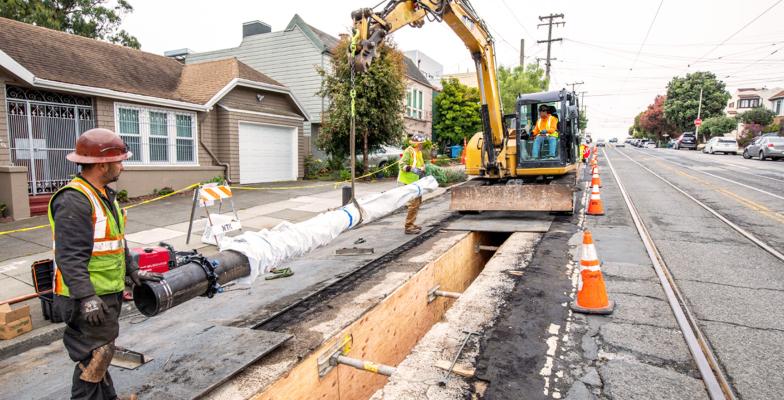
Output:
[
  {"xmin": 591, "ymin": 169, "xmax": 602, "ymax": 187},
  {"xmin": 586, "ymin": 184, "xmax": 604, "ymax": 215},
  {"xmin": 571, "ymin": 230, "xmax": 614, "ymax": 314}
]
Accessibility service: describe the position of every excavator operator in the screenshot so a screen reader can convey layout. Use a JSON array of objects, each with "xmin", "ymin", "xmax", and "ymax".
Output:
[{"xmin": 532, "ymin": 104, "xmax": 559, "ymax": 159}]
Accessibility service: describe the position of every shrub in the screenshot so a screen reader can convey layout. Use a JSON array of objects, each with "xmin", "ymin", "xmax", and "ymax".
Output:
[
  {"xmin": 425, "ymin": 164, "xmax": 466, "ymax": 186},
  {"xmin": 338, "ymin": 169, "xmax": 352, "ymax": 181},
  {"xmin": 154, "ymin": 187, "xmax": 174, "ymax": 196},
  {"xmin": 0, "ymin": 202, "xmax": 7, "ymax": 218},
  {"xmin": 434, "ymin": 155, "xmax": 451, "ymax": 167},
  {"xmin": 202, "ymin": 175, "xmax": 225, "ymax": 184},
  {"xmin": 116, "ymin": 189, "xmax": 129, "ymax": 203}
]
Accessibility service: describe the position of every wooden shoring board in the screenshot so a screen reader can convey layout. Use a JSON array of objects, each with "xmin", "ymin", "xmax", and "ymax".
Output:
[{"xmin": 251, "ymin": 232, "xmax": 494, "ymax": 400}]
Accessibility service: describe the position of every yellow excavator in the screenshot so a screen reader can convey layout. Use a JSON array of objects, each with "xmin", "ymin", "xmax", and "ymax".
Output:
[{"xmin": 351, "ymin": 0, "xmax": 582, "ymax": 213}]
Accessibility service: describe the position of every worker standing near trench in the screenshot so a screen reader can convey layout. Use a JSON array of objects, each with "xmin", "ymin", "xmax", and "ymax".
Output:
[
  {"xmin": 398, "ymin": 134, "xmax": 426, "ymax": 234},
  {"xmin": 49, "ymin": 128, "xmax": 162, "ymax": 400}
]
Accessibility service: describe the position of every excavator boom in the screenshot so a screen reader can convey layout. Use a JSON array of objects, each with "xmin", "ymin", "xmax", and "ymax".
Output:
[{"xmin": 351, "ymin": 1, "xmax": 582, "ymax": 214}]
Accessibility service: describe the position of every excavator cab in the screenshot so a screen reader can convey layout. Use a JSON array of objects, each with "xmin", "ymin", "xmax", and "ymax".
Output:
[{"xmin": 514, "ymin": 89, "xmax": 581, "ymax": 174}]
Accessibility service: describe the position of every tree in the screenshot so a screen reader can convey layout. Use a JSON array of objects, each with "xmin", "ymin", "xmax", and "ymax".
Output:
[
  {"xmin": 0, "ymin": 0, "xmax": 141, "ymax": 48},
  {"xmin": 432, "ymin": 78, "xmax": 482, "ymax": 146},
  {"xmin": 579, "ymin": 111, "xmax": 588, "ymax": 131},
  {"xmin": 664, "ymin": 71, "xmax": 731, "ymax": 140},
  {"xmin": 497, "ymin": 64, "xmax": 547, "ymax": 114},
  {"xmin": 629, "ymin": 112, "xmax": 648, "ymax": 138},
  {"xmin": 317, "ymin": 38, "xmax": 406, "ymax": 173},
  {"xmin": 699, "ymin": 115, "xmax": 737, "ymax": 137},
  {"xmin": 638, "ymin": 95, "xmax": 677, "ymax": 142},
  {"xmin": 738, "ymin": 107, "xmax": 775, "ymax": 126}
]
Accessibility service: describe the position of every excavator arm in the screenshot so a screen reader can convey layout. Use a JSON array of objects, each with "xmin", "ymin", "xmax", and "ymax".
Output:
[{"xmin": 351, "ymin": 0, "xmax": 504, "ymax": 172}]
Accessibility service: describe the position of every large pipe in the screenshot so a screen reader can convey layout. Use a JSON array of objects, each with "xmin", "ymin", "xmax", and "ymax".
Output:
[
  {"xmin": 133, "ymin": 250, "xmax": 250, "ymax": 317},
  {"xmin": 134, "ymin": 177, "xmax": 438, "ymax": 317}
]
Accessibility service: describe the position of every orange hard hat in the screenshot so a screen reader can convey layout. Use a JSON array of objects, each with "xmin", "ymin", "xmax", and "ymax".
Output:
[{"xmin": 66, "ymin": 128, "xmax": 132, "ymax": 164}]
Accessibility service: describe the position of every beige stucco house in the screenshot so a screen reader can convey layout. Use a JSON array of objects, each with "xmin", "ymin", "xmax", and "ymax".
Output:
[{"xmin": 0, "ymin": 17, "xmax": 308, "ymax": 220}]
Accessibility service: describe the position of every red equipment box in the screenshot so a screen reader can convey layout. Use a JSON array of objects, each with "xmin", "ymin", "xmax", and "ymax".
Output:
[{"xmin": 128, "ymin": 246, "xmax": 175, "ymax": 274}]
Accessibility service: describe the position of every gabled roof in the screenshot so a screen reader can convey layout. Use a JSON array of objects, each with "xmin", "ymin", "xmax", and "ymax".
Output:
[
  {"xmin": 404, "ymin": 57, "xmax": 434, "ymax": 89},
  {"xmin": 769, "ymin": 90, "xmax": 784, "ymax": 100},
  {"xmin": 0, "ymin": 17, "xmax": 308, "ymax": 118},
  {"xmin": 286, "ymin": 14, "xmax": 339, "ymax": 54}
]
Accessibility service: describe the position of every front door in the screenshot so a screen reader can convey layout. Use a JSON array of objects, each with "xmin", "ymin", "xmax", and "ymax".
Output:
[{"xmin": 6, "ymin": 86, "xmax": 95, "ymax": 194}]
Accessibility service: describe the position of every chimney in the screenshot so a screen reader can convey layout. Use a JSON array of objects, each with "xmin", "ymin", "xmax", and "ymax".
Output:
[
  {"xmin": 243, "ymin": 21, "xmax": 272, "ymax": 38},
  {"xmin": 164, "ymin": 48, "xmax": 192, "ymax": 63}
]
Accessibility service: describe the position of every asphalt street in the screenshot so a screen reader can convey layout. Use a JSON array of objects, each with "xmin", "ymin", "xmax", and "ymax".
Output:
[{"xmin": 604, "ymin": 145, "xmax": 784, "ymax": 399}]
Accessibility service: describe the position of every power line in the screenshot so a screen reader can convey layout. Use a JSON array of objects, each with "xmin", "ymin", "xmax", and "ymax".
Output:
[
  {"xmin": 498, "ymin": 0, "xmax": 537, "ymax": 46},
  {"xmin": 625, "ymin": 0, "xmax": 664, "ymax": 75},
  {"xmin": 688, "ymin": 0, "xmax": 783, "ymax": 68}
]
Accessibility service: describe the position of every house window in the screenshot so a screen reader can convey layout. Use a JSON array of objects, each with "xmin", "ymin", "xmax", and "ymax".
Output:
[
  {"xmin": 738, "ymin": 98, "xmax": 761, "ymax": 108},
  {"xmin": 774, "ymin": 99, "xmax": 783, "ymax": 115},
  {"xmin": 406, "ymin": 87, "xmax": 424, "ymax": 119},
  {"xmin": 115, "ymin": 103, "xmax": 198, "ymax": 165}
]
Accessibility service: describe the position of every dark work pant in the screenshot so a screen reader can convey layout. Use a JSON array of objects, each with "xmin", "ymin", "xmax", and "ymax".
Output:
[
  {"xmin": 71, "ymin": 354, "xmax": 117, "ymax": 400},
  {"xmin": 55, "ymin": 292, "xmax": 123, "ymax": 400}
]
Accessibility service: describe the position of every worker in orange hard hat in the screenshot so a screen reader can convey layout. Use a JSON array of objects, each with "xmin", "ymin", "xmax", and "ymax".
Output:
[{"xmin": 49, "ymin": 128, "xmax": 162, "ymax": 399}]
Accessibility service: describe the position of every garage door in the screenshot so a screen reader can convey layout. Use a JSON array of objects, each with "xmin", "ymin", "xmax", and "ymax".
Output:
[{"xmin": 238, "ymin": 122, "xmax": 297, "ymax": 184}]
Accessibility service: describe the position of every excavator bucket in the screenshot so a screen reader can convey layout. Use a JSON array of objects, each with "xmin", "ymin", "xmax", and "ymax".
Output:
[{"xmin": 450, "ymin": 172, "xmax": 579, "ymax": 213}]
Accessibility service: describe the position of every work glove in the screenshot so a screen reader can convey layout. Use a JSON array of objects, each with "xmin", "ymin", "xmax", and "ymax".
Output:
[
  {"xmin": 411, "ymin": 167, "xmax": 423, "ymax": 176},
  {"xmin": 80, "ymin": 295, "xmax": 109, "ymax": 326},
  {"xmin": 129, "ymin": 269, "xmax": 164, "ymax": 287}
]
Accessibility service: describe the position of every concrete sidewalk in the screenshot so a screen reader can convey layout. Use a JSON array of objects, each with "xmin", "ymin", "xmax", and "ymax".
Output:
[{"xmin": 0, "ymin": 178, "xmax": 421, "ymax": 338}]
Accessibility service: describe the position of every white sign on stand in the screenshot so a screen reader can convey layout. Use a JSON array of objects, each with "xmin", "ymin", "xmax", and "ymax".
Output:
[
  {"xmin": 186, "ymin": 182, "xmax": 242, "ymax": 246},
  {"xmin": 201, "ymin": 214, "xmax": 242, "ymax": 246}
]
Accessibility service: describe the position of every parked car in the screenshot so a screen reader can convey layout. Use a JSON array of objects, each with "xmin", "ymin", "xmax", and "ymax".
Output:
[
  {"xmin": 596, "ymin": 139, "xmax": 606, "ymax": 147},
  {"xmin": 673, "ymin": 132, "xmax": 697, "ymax": 150},
  {"xmin": 609, "ymin": 137, "xmax": 618, "ymax": 143},
  {"xmin": 644, "ymin": 141, "xmax": 657, "ymax": 149},
  {"xmin": 743, "ymin": 136, "xmax": 784, "ymax": 160},
  {"xmin": 615, "ymin": 140, "xmax": 626, "ymax": 148},
  {"xmin": 703, "ymin": 137, "xmax": 738, "ymax": 155},
  {"xmin": 666, "ymin": 138, "xmax": 677, "ymax": 148},
  {"xmin": 368, "ymin": 145, "xmax": 404, "ymax": 176}
]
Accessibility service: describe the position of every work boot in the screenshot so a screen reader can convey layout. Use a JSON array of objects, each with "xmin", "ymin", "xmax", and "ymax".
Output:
[
  {"xmin": 405, "ymin": 226, "xmax": 422, "ymax": 235},
  {"xmin": 118, "ymin": 395, "xmax": 138, "ymax": 400}
]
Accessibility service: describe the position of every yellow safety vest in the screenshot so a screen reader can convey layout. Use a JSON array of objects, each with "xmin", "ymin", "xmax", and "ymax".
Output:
[
  {"xmin": 48, "ymin": 177, "xmax": 126, "ymax": 297},
  {"xmin": 534, "ymin": 115, "xmax": 559, "ymax": 138},
  {"xmin": 397, "ymin": 146, "xmax": 424, "ymax": 185}
]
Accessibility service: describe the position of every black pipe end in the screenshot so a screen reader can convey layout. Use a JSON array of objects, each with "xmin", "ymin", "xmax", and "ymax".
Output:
[{"xmin": 133, "ymin": 283, "xmax": 160, "ymax": 317}]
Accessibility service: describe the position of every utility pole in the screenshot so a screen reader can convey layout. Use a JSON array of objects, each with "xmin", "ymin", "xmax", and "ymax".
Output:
[
  {"xmin": 537, "ymin": 13, "xmax": 565, "ymax": 90},
  {"xmin": 695, "ymin": 87, "xmax": 704, "ymax": 141},
  {"xmin": 520, "ymin": 39, "xmax": 525, "ymax": 67},
  {"xmin": 566, "ymin": 81, "xmax": 584, "ymax": 92}
]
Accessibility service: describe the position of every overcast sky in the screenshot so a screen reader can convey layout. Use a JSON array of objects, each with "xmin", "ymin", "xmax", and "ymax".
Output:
[{"xmin": 122, "ymin": 0, "xmax": 784, "ymax": 139}]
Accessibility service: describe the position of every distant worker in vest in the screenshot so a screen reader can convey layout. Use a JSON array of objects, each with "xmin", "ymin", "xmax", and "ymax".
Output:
[
  {"xmin": 398, "ymin": 134, "xmax": 426, "ymax": 234},
  {"xmin": 49, "ymin": 128, "xmax": 163, "ymax": 400},
  {"xmin": 532, "ymin": 104, "xmax": 560, "ymax": 159}
]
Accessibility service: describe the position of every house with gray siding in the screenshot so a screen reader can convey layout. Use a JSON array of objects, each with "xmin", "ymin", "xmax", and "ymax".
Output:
[{"xmin": 185, "ymin": 15, "xmax": 336, "ymax": 157}]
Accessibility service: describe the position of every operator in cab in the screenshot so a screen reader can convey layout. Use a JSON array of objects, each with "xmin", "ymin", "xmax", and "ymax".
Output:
[{"xmin": 532, "ymin": 104, "xmax": 559, "ymax": 159}]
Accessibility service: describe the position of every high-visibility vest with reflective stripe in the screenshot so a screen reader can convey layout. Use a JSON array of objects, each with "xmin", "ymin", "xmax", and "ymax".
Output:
[
  {"xmin": 533, "ymin": 115, "xmax": 559, "ymax": 138},
  {"xmin": 47, "ymin": 177, "xmax": 126, "ymax": 297},
  {"xmin": 397, "ymin": 146, "xmax": 424, "ymax": 185}
]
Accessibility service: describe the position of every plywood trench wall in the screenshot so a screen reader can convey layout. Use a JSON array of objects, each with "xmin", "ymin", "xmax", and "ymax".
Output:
[{"xmin": 253, "ymin": 232, "xmax": 495, "ymax": 400}]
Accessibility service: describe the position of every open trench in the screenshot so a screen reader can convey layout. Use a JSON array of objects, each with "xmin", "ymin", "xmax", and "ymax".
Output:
[{"xmin": 208, "ymin": 229, "xmax": 520, "ymax": 400}]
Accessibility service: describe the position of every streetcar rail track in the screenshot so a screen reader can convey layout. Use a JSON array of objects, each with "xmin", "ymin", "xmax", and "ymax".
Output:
[
  {"xmin": 627, "ymin": 147, "xmax": 784, "ymax": 201},
  {"xmin": 612, "ymin": 148, "xmax": 784, "ymax": 263},
  {"xmin": 603, "ymin": 148, "xmax": 736, "ymax": 400}
]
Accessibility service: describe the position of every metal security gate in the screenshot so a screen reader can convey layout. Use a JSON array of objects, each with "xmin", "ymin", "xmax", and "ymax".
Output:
[{"xmin": 6, "ymin": 86, "xmax": 95, "ymax": 194}]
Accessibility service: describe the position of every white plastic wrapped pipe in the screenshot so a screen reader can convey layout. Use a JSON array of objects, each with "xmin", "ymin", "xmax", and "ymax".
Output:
[{"xmin": 221, "ymin": 176, "xmax": 439, "ymax": 285}]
